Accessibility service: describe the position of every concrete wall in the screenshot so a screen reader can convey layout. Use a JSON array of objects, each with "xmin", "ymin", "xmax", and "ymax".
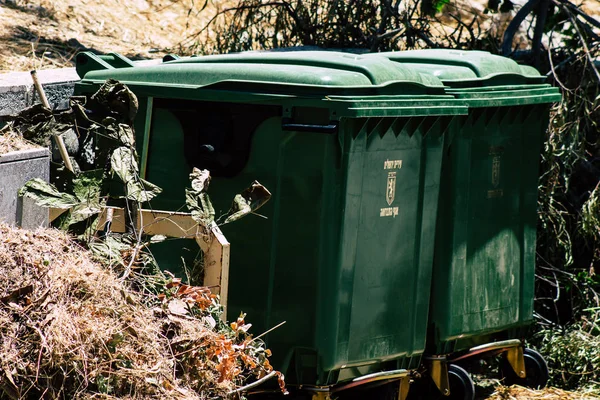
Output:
[
  {"xmin": 0, "ymin": 68, "xmax": 78, "ymax": 123},
  {"xmin": 0, "ymin": 59, "xmax": 160, "ymax": 122},
  {"xmin": 0, "ymin": 148, "xmax": 50, "ymax": 229},
  {"xmin": 0, "ymin": 68, "xmax": 76, "ymax": 228}
]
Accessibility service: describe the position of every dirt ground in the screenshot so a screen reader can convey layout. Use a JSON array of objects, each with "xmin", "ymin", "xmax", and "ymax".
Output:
[
  {"xmin": 479, "ymin": 384, "xmax": 600, "ymax": 399},
  {"xmin": 0, "ymin": 0, "xmax": 230, "ymax": 71},
  {"xmin": 474, "ymin": 379, "xmax": 600, "ymax": 400},
  {"xmin": 1, "ymin": 0, "xmax": 598, "ymax": 72}
]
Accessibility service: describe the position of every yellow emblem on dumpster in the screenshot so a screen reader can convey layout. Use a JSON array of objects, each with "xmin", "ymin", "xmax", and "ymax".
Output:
[
  {"xmin": 381, "ymin": 159, "xmax": 402, "ymax": 217},
  {"xmin": 386, "ymin": 172, "xmax": 396, "ymax": 206}
]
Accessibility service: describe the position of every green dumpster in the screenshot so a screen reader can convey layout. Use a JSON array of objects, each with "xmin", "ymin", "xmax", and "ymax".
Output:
[
  {"xmin": 74, "ymin": 51, "xmax": 467, "ymax": 393},
  {"xmin": 375, "ymin": 50, "xmax": 561, "ymax": 393}
]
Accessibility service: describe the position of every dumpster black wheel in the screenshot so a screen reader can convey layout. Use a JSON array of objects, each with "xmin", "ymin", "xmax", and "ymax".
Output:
[
  {"xmin": 406, "ymin": 365, "xmax": 473, "ymax": 400},
  {"xmin": 501, "ymin": 348, "xmax": 549, "ymax": 390},
  {"xmin": 446, "ymin": 364, "xmax": 475, "ymax": 400}
]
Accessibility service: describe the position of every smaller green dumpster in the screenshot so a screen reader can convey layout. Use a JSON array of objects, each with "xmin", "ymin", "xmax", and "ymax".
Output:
[
  {"xmin": 75, "ymin": 51, "xmax": 467, "ymax": 395},
  {"xmin": 376, "ymin": 49, "xmax": 560, "ymax": 394}
]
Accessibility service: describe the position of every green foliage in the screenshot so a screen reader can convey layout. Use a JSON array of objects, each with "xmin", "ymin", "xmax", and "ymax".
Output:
[
  {"xmin": 433, "ymin": 0, "xmax": 449, "ymax": 12},
  {"xmin": 580, "ymin": 184, "xmax": 600, "ymax": 245},
  {"xmin": 221, "ymin": 180, "xmax": 271, "ymax": 225},
  {"xmin": 536, "ymin": 44, "xmax": 600, "ymax": 322},
  {"xmin": 110, "ymin": 147, "xmax": 162, "ymax": 203},
  {"xmin": 19, "ymin": 178, "xmax": 80, "ymax": 209},
  {"xmin": 534, "ymin": 317, "xmax": 600, "ymax": 394},
  {"xmin": 185, "ymin": 168, "xmax": 215, "ymax": 226},
  {"xmin": 184, "ymin": 0, "xmax": 492, "ymax": 55},
  {"xmin": 15, "ymin": 79, "xmax": 163, "ymax": 239},
  {"xmin": 421, "ymin": 0, "xmax": 450, "ymax": 15},
  {"xmin": 185, "ymin": 167, "xmax": 272, "ymax": 226}
]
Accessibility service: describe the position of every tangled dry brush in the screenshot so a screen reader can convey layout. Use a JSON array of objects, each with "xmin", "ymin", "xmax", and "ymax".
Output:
[{"xmin": 0, "ymin": 223, "xmax": 277, "ymax": 399}]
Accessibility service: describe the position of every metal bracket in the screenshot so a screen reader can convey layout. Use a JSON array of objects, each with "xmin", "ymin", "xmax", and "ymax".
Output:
[
  {"xmin": 303, "ymin": 368, "xmax": 410, "ymax": 399},
  {"xmin": 506, "ymin": 345, "xmax": 526, "ymax": 378},
  {"xmin": 449, "ymin": 339, "xmax": 523, "ymax": 363},
  {"xmin": 428, "ymin": 357, "xmax": 450, "ymax": 396},
  {"xmin": 446, "ymin": 338, "xmax": 526, "ymax": 379},
  {"xmin": 398, "ymin": 375, "xmax": 410, "ymax": 400}
]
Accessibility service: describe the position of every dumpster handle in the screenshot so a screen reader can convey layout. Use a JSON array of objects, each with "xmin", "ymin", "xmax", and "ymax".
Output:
[
  {"xmin": 282, "ymin": 119, "xmax": 338, "ymax": 134},
  {"xmin": 447, "ymin": 338, "xmax": 522, "ymax": 363}
]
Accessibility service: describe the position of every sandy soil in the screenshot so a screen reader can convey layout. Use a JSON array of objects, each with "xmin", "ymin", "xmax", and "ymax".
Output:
[
  {"xmin": 0, "ymin": 0, "xmax": 228, "ymax": 71},
  {"xmin": 0, "ymin": 0, "xmax": 598, "ymax": 72}
]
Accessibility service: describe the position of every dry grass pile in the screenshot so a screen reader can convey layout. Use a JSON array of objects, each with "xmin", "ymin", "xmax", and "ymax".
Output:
[
  {"xmin": 0, "ymin": 131, "xmax": 39, "ymax": 154},
  {"xmin": 487, "ymin": 385, "xmax": 600, "ymax": 399},
  {"xmin": 0, "ymin": 222, "xmax": 278, "ymax": 399},
  {"xmin": 0, "ymin": 0, "xmax": 235, "ymax": 72},
  {"xmin": 1, "ymin": 0, "xmax": 598, "ymax": 72}
]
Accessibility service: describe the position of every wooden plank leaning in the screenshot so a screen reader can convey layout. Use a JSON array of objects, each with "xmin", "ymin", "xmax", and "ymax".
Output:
[{"xmin": 49, "ymin": 206, "xmax": 231, "ymax": 320}]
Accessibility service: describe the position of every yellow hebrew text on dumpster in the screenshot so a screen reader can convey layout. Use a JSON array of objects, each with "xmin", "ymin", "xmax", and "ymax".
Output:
[
  {"xmin": 487, "ymin": 189, "xmax": 504, "ymax": 199},
  {"xmin": 380, "ymin": 207, "xmax": 399, "ymax": 218},
  {"xmin": 384, "ymin": 159, "xmax": 403, "ymax": 170}
]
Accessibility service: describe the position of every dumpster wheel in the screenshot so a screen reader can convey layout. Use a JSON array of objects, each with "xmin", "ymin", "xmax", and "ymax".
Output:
[
  {"xmin": 500, "ymin": 348, "xmax": 549, "ymax": 390},
  {"xmin": 446, "ymin": 365, "xmax": 475, "ymax": 400},
  {"xmin": 417, "ymin": 363, "xmax": 474, "ymax": 400}
]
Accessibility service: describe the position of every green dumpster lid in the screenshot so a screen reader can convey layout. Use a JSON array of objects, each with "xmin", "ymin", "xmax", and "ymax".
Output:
[
  {"xmin": 373, "ymin": 49, "xmax": 561, "ymax": 106},
  {"xmin": 163, "ymin": 51, "xmax": 448, "ymax": 86},
  {"xmin": 374, "ymin": 49, "xmax": 547, "ymax": 85},
  {"xmin": 76, "ymin": 51, "xmax": 448, "ymax": 94},
  {"xmin": 75, "ymin": 51, "xmax": 469, "ymax": 118}
]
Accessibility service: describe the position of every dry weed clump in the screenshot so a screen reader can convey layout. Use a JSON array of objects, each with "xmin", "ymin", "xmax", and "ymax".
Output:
[
  {"xmin": 487, "ymin": 384, "xmax": 600, "ymax": 399},
  {"xmin": 0, "ymin": 223, "xmax": 185, "ymax": 399},
  {"xmin": 0, "ymin": 223, "xmax": 278, "ymax": 399},
  {"xmin": 0, "ymin": 130, "xmax": 39, "ymax": 154},
  {"xmin": 0, "ymin": 0, "xmax": 235, "ymax": 72}
]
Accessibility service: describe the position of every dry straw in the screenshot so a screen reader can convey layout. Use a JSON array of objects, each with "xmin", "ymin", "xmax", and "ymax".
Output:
[
  {"xmin": 488, "ymin": 384, "xmax": 600, "ymax": 399},
  {"xmin": 0, "ymin": 130, "xmax": 39, "ymax": 155},
  {"xmin": 0, "ymin": 223, "xmax": 275, "ymax": 399}
]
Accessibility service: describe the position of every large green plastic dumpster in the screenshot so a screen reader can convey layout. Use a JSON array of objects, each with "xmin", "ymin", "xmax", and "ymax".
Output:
[
  {"xmin": 375, "ymin": 50, "xmax": 561, "ymax": 396},
  {"xmin": 74, "ymin": 51, "xmax": 467, "ymax": 395}
]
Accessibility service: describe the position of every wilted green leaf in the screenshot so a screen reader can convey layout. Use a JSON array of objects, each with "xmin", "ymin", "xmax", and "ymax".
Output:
[
  {"xmin": 19, "ymin": 178, "xmax": 79, "ymax": 209},
  {"xmin": 190, "ymin": 168, "xmax": 211, "ymax": 193},
  {"xmin": 186, "ymin": 190, "xmax": 215, "ymax": 225},
  {"xmin": 69, "ymin": 203, "xmax": 103, "ymax": 225},
  {"xmin": 20, "ymin": 171, "xmax": 106, "ymax": 232},
  {"xmin": 222, "ymin": 181, "xmax": 271, "ymax": 224},
  {"xmin": 88, "ymin": 234, "xmax": 132, "ymax": 267},
  {"xmin": 73, "ymin": 169, "xmax": 103, "ymax": 203},
  {"xmin": 90, "ymin": 79, "xmax": 139, "ymax": 124},
  {"xmin": 110, "ymin": 147, "xmax": 162, "ymax": 202},
  {"xmin": 186, "ymin": 168, "xmax": 215, "ymax": 225},
  {"xmin": 1, "ymin": 104, "xmax": 62, "ymax": 148},
  {"xmin": 104, "ymin": 123, "xmax": 135, "ymax": 149}
]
